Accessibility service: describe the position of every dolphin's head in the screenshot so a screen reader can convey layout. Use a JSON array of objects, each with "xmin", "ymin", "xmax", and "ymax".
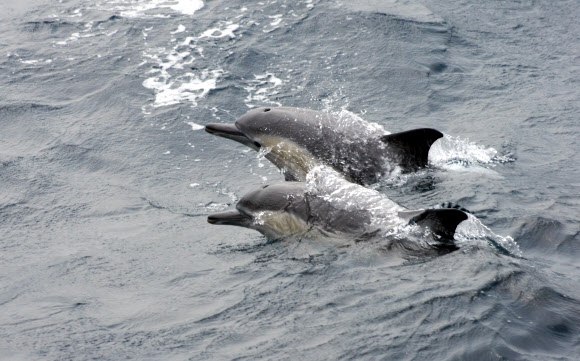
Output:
[
  {"xmin": 206, "ymin": 107, "xmax": 323, "ymax": 181},
  {"xmin": 207, "ymin": 182, "xmax": 311, "ymax": 239},
  {"xmin": 206, "ymin": 107, "xmax": 320, "ymax": 148},
  {"xmin": 204, "ymin": 108, "xmax": 269, "ymax": 149},
  {"xmin": 233, "ymin": 107, "xmax": 317, "ymax": 143}
]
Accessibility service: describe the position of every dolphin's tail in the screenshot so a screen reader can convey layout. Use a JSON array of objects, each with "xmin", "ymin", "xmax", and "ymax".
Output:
[{"xmin": 380, "ymin": 128, "xmax": 443, "ymax": 172}]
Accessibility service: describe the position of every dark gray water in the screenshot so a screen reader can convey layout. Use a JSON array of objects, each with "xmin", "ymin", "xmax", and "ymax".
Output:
[{"xmin": 1, "ymin": 0, "xmax": 579, "ymax": 360}]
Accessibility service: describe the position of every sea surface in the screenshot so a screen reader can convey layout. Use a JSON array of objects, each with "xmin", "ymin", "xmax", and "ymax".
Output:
[{"xmin": 1, "ymin": 0, "xmax": 579, "ymax": 360}]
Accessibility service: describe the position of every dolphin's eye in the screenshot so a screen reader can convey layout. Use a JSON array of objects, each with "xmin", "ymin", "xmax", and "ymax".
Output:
[
  {"xmin": 253, "ymin": 141, "xmax": 261, "ymax": 148},
  {"xmin": 264, "ymin": 108, "xmax": 271, "ymax": 112}
]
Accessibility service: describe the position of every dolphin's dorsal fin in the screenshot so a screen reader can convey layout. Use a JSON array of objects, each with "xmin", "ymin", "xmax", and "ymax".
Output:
[
  {"xmin": 434, "ymin": 202, "xmax": 471, "ymax": 214},
  {"xmin": 380, "ymin": 128, "xmax": 443, "ymax": 171},
  {"xmin": 283, "ymin": 171, "xmax": 299, "ymax": 181},
  {"xmin": 404, "ymin": 209, "xmax": 468, "ymax": 244}
]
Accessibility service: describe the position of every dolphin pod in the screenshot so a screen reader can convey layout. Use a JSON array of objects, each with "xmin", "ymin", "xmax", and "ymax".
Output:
[
  {"xmin": 206, "ymin": 106, "xmax": 443, "ymax": 185},
  {"xmin": 206, "ymin": 106, "xmax": 468, "ymax": 248}
]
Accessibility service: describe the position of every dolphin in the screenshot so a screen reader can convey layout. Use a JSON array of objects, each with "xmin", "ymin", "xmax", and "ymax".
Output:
[
  {"xmin": 205, "ymin": 106, "xmax": 443, "ymax": 185},
  {"xmin": 207, "ymin": 180, "xmax": 468, "ymax": 249}
]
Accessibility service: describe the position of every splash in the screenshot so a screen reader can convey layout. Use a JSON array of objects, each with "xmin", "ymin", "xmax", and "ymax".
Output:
[
  {"xmin": 454, "ymin": 215, "xmax": 522, "ymax": 257},
  {"xmin": 306, "ymin": 166, "xmax": 404, "ymax": 225},
  {"xmin": 256, "ymin": 146, "xmax": 273, "ymax": 162},
  {"xmin": 429, "ymin": 134, "xmax": 514, "ymax": 168},
  {"xmin": 374, "ymin": 167, "xmax": 415, "ymax": 188},
  {"xmin": 329, "ymin": 109, "xmax": 389, "ymax": 139}
]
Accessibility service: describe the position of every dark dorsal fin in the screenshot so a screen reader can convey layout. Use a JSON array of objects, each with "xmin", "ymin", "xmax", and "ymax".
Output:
[
  {"xmin": 435, "ymin": 202, "xmax": 472, "ymax": 214},
  {"xmin": 380, "ymin": 128, "xmax": 443, "ymax": 172},
  {"xmin": 407, "ymin": 209, "xmax": 468, "ymax": 245},
  {"xmin": 283, "ymin": 171, "xmax": 299, "ymax": 182}
]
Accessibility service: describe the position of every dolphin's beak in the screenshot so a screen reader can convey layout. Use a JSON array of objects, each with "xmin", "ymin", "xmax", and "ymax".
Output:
[
  {"xmin": 207, "ymin": 210, "xmax": 251, "ymax": 227},
  {"xmin": 205, "ymin": 123, "xmax": 244, "ymax": 137},
  {"xmin": 205, "ymin": 123, "xmax": 260, "ymax": 150}
]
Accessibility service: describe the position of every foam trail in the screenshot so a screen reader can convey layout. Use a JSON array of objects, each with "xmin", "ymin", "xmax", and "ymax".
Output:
[{"xmin": 429, "ymin": 134, "xmax": 514, "ymax": 169}]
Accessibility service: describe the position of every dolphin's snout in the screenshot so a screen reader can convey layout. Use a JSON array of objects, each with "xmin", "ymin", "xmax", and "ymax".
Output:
[
  {"xmin": 207, "ymin": 210, "xmax": 250, "ymax": 226},
  {"xmin": 207, "ymin": 214, "xmax": 220, "ymax": 224},
  {"xmin": 205, "ymin": 122, "xmax": 261, "ymax": 151},
  {"xmin": 205, "ymin": 123, "xmax": 245, "ymax": 137}
]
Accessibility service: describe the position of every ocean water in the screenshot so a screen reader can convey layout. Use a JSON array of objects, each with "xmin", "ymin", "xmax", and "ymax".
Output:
[{"xmin": 1, "ymin": 0, "xmax": 579, "ymax": 360}]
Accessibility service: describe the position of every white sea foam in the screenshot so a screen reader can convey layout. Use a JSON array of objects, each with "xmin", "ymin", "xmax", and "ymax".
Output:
[
  {"xmin": 185, "ymin": 121, "xmax": 205, "ymax": 130},
  {"xmin": 343, "ymin": 0, "xmax": 443, "ymax": 23},
  {"xmin": 198, "ymin": 23, "xmax": 239, "ymax": 39},
  {"xmin": 101, "ymin": 0, "xmax": 204, "ymax": 17},
  {"xmin": 20, "ymin": 59, "xmax": 52, "ymax": 65},
  {"xmin": 49, "ymin": 13, "xmax": 122, "ymax": 49},
  {"xmin": 140, "ymin": 16, "xmax": 243, "ymax": 112},
  {"xmin": 259, "ymin": 14, "xmax": 285, "ymax": 32},
  {"xmin": 166, "ymin": 0, "xmax": 204, "ymax": 15},
  {"xmin": 171, "ymin": 25, "xmax": 186, "ymax": 34},
  {"xmin": 54, "ymin": 23, "xmax": 97, "ymax": 46},
  {"xmin": 269, "ymin": 14, "xmax": 283, "ymax": 27},
  {"xmin": 244, "ymin": 73, "xmax": 283, "ymax": 108},
  {"xmin": 143, "ymin": 69, "xmax": 222, "ymax": 108},
  {"xmin": 140, "ymin": 31, "xmax": 224, "ymax": 110},
  {"xmin": 71, "ymin": 8, "xmax": 83, "ymax": 17}
]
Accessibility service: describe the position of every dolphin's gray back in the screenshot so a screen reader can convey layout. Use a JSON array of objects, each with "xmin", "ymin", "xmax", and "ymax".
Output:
[{"xmin": 300, "ymin": 194, "xmax": 373, "ymax": 235}]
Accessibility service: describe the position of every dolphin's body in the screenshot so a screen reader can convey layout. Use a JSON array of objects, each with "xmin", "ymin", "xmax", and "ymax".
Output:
[
  {"xmin": 207, "ymin": 175, "xmax": 468, "ymax": 248},
  {"xmin": 205, "ymin": 107, "xmax": 443, "ymax": 185}
]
